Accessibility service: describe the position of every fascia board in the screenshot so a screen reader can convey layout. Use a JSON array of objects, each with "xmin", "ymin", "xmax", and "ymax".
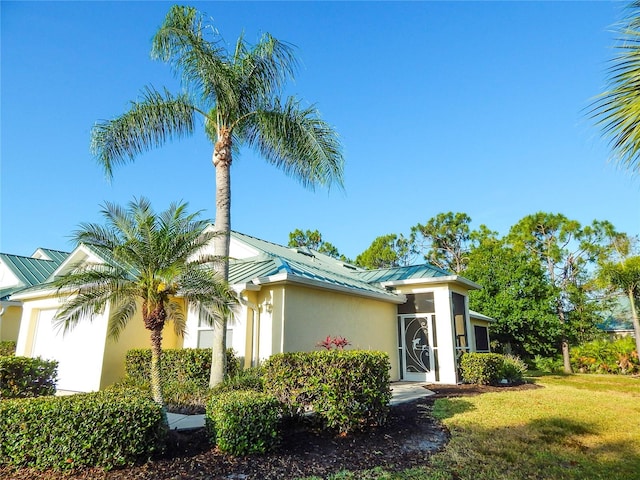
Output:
[
  {"xmin": 49, "ymin": 244, "xmax": 106, "ymax": 280},
  {"xmin": 251, "ymin": 273, "xmax": 405, "ymax": 304},
  {"xmin": 231, "ymin": 283, "xmax": 261, "ymax": 294},
  {"xmin": 380, "ymin": 275, "xmax": 481, "ymax": 291},
  {"xmin": 10, "ymin": 286, "xmax": 60, "ymax": 301},
  {"xmin": 470, "ymin": 310, "xmax": 496, "ymax": 323}
]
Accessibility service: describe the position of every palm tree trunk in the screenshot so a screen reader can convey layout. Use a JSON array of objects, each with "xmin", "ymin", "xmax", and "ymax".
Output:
[
  {"xmin": 150, "ymin": 326, "xmax": 165, "ymax": 405},
  {"xmin": 628, "ymin": 288, "xmax": 640, "ymax": 360},
  {"xmin": 210, "ymin": 129, "xmax": 232, "ymax": 387}
]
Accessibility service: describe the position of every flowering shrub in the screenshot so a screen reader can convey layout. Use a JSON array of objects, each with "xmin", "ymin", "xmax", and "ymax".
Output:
[{"xmin": 316, "ymin": 335, "xmax": 351, "ymax": 350}]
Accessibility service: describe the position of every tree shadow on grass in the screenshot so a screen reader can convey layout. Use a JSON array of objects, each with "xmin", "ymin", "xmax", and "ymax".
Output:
[{"xmin": 442, "ymin": 415, "xmax": 640, "ymax": 479}]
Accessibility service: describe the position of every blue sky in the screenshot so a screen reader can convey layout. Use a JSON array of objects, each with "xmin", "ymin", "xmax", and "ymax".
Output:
[{"xmin": 2, "ymin": 1, "xmax": 638, "ymax": 261}]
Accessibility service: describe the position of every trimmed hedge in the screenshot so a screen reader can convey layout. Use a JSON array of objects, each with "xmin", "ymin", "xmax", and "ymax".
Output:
[
  {"xmin": 0, "ymin": 356, "xmax": 57, "ymax": 399},
  {"xmin": 263, "ymin": 350, "xmax": 391, "ymax": 434},
  {"xmin": 460, "ymin": 352, "xmax": 504, "ymax": 385},
  {"xmin": 0, "ymin": 341, "xmax": 16, "ymax": 356},
  {"xmin": 206, "ymin": 390, "xmax": 281, "ymax": 455},
  {"xmin": 125, "ymin": 348, "xmax": 240, "ymax": 386},
  {"xmin": 0, "ymin": 389, "xmax": 166, "ymax": 470}
]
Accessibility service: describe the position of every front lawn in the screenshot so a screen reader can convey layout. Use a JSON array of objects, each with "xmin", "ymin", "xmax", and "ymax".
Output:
[{"xmin": 315, "ymin": 374, "xmax": 640, "ymax": 480}]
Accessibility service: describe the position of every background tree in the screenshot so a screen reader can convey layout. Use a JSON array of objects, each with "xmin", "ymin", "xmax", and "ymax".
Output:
[
  {"xmin": 355, "ymin": 233, "xmax": 413, "ymax": 269},
  {"xmin": 598, "ymin": 233, "xmax": 640, "ymax": 355},
  {"xmin": 411, "ymin": 212, "xmax": 473, "ymax": 273},
  {"xmin": 507, "ymin": 213, "xmax": 616, "ymax": 372},
  {"xmin": 52, "ymin": 198, "xmax": 235, "ymax": 405},
  {"xmin": 91, "ymin": 6, "xmax": 344, "ymax": 386},
  {"xmin": 465, "ymin": 235, "xmax": 560, "ymax": 358},
  {"xmin": 288, "ymin": 229, "xmax": 347, "ymax": 260},
  {"xmin": 592, "ymin": 1, "xmax": 640, "ymax": 174}
]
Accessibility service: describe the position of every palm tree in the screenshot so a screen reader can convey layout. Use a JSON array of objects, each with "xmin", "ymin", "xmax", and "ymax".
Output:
[
  {"xmin": 592, "ymin": 2, "xmax": 640, "ymax": 174},
  {"xmin": 52, "ymin": 198, "xmax": 235, "ymax": 405},
  {"xmin": 598, "ymin": 234, "xmax": 640, "ymax": 356},
  {"xmin": 90, "ymin": 5, "xmax": 344, "ymax": 386}
]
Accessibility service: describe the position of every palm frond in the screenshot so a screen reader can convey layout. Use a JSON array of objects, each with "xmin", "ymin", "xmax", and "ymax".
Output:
[
  {"xmin": 166, "ymin": 300, "xmax": 187, "ymax": 337},
  {"xmin": 245, "ymin": 97, "xmax": 344, "ymax": 190},
  {"xmin": 591, "ymin": 4, "xmax": 640, "ymax": 174},
  {"xmin": 91, "ymin": 87, "xmax": 197, "ymax": 179},
  {"xmin": 107, "ymin": 298, "xmax": 138, "ymax": 340},
  {"xmin": 151, "ymin": 5, "xmax": 236, "ymax": 118}
]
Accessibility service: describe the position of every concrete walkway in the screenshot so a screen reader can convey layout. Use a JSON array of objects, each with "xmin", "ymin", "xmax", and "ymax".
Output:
[{"xmin": 167, "ymin": 382, "xmax": 434, "ymax": 431}]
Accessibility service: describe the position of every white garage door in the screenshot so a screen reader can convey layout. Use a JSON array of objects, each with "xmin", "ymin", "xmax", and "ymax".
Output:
[{"xmin": 32, "ymin": 309, "xmax": 105, "ymax": 392}]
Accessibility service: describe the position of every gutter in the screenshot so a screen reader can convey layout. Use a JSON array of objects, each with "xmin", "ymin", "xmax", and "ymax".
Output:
[
  {"xmin": 250, "ymin": 272, "xmax": 406, "ymax": 304},
  {"xmin": 380, "ymin": 275, "xmax": 481, "ymax": 291}
]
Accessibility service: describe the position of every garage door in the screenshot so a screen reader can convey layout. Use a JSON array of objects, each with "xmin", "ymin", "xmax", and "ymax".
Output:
[{"xmin": 32, "ymin": 309, "xmax": 105, "ymax": 392}]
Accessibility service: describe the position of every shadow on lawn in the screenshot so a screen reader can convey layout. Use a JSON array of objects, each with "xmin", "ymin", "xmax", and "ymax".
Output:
[{"xmin": 440, "ymin": 415, "xmax": 640, "ymax": 480}]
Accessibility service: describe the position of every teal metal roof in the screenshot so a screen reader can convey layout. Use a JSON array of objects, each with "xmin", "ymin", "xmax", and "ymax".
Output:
[
  {"xmin": 355, "ymin": 264, "xmax": 451, "ymax": 284},
  {"xmin": 0, "ymin": 250, "xmax": 69, "ymax": 300},
  {"xmin": 229, "ymin": 232, "xmax": 419, "ymax": 300}
]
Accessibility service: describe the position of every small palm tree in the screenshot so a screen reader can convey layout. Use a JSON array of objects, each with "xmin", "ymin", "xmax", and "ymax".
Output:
[
  {"xmin": 91, "ymin": 5, "xmax": 344, "ymax": 386},
  {"xmin": 52, "ymin": 198, "xmax": 235, "ymax": 405}
]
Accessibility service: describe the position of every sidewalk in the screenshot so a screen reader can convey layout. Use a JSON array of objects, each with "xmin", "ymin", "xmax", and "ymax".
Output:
[{"xmin": 167, "ymin": 382, "xmax": 434, "ymax": 430}]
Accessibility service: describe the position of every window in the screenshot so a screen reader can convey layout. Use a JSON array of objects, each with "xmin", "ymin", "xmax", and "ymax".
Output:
[
  {"xmin": 474, "ymin": 325, "xmax": 490, "ymax": 352},
  {"xmin": 452, "ymin": 292, "xmax": 468, "ymax": 352}
]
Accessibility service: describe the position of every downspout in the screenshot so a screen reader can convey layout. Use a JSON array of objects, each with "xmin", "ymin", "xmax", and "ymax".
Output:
[{"xmin": 238, "ymin": 293, "xmax": 260, "ymax": 367}]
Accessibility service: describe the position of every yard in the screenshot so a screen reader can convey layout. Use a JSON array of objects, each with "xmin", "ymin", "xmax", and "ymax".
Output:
[{"xmin": 2, "ymin": 374, "xmax": 638, "ymax": 479}]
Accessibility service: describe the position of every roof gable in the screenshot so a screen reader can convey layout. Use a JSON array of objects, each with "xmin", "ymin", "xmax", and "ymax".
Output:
[{"xmin": 0, "ymin": 249, "xmax": 70, "ymax": 300}]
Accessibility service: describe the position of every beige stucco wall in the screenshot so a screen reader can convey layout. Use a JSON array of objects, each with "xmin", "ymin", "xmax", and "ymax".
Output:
[
  {"xmin": 264, "ymin": 284, "xmax": 400, "ymax": 380},
  {"xmin": 0, "ymin": 305, "xmax": 22, "ymax": 342},
  {"xmin": 99, "ymin": 299, "xmax": 184, "ymax": 389}
]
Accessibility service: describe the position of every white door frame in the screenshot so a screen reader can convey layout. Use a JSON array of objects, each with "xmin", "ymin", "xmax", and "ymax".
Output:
[{"xmin": 398, "ymin": 314, "xmax": 437, "ymax": 382}]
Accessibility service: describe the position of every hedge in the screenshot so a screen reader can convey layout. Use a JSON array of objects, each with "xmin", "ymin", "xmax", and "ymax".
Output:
[
  {"xmin": 263, "ymin": 350, "xmax": 391, "ymax": 434},
  {"xmin": 460, "ymin": 352, "xmax": 505, "ymax": 385},
  {"xmin": 206, "ymin": 390, "xmax": 281, "ymax": 455},
  {"xmin": 125, "ymin": 348, "xmax": 240, "ymax": 386},
  {"xmin": 0, "ymin": 356, "xmax": 57, "ymax": 399},
  {"xmin": 0, "ymin": 341, "xmax": 16, "ymax": 356},
  {"xmin": 0, "ymin": 389, "xmax": 166, "ymax": 470}
]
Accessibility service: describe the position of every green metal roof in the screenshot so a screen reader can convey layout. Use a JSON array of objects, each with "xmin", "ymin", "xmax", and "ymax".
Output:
[
  {"xmin": 355, "ymin": 264, "xmax": 451, "ymax": 284},
  {"xmin": 228, "ymin": 231, "xmax": 450, "ymax": 300},
  {"xmin": 0, "ymin": 249, "xmax": 69, "ymax": 300}
]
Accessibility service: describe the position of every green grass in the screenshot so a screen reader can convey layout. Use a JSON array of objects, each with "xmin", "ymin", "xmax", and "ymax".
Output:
[{"xmin": 303, "ymin": 374, "xmax": 640, "ymax": 480}]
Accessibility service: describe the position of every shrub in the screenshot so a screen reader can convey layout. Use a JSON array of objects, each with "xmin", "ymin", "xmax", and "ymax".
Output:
[
  {"xmin": 206, "ymin": 390, "xmax": 281, "ymax": 455},
  {"xmin": 0, "ymin": 389, "xmax": 166, "ymax": 470},
  {"xmin": 210, "ymin": 367, "xmax": 265, "ymax": 396},
  {"xmin": 0, "ymin": 341, "xmax": 16, "ymax": 356},
  {"xmin": 125, "ymin": 348, "xmax": 239, "ymax": 387},
  {"xmin": 532, "ymin": 355, "xmax": 564, "ymax": 374},
  {"xmin": 460, "ymin": 353, "xmax": 504, "ymax": 385},
  {"xmin": 571, "ymin": 337, "xmax": 639, "ymax": 374},
  {"xmin": 498, "ymin": 354, "xmax": 528, "ymax": 384},
  {"xmin": 0, "ymin": 356, "xmax": 57, "ymax": 399},
  {"xmin": 263, "ymin": 350, "xmax": 391, "ymax": 434}
]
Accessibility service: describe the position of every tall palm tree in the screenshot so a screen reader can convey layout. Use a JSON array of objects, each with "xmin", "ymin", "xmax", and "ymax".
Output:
[
  {"xmin": 90, "ymin": 5, "xmax": 344, "ymax": 386},
  {"xmin": 592, "ymin": 2, "xmax": 640, "ymax": 174},
  {"xmin": 52, "ymin": 198, "xmax": 235, "ymax": 405}
]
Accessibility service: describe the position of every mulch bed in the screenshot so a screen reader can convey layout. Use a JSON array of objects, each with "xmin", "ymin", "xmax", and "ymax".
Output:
[{"xmin": 1, "ymin": 383, "xmax": 541, "ymax": 480}]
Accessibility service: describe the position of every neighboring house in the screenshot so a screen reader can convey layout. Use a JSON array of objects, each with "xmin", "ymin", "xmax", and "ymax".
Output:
[
  {"xmin": 11, "ymin": 229, "xmax": 494, "ymax": 392},
  {"xmin": 0, "ymin": 248, "xmax": 69, "ymax": 342},
  {"xmin": 598, "ymin": 296, "xmax": 636, "ymax": 339}
]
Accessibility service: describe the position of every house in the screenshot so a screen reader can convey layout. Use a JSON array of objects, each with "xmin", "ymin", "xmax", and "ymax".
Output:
[
  {"xmin": 598, "ymin": 296, "xmax": 636, "ymax": 339},
  {"xmin": 0, "ymin": 248, "xmax": 69, "ymax": 342},
  {"xmin": 11, "ymin": 229, "xmax": 494, "ymax": 392}
]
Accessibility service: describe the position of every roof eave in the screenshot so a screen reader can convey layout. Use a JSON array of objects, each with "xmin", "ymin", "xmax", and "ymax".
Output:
[
  {"xmin": 380, "ymin": 275, "xmax": 481, "ymax": 290},
  {"xmin": 245, "ymin": 272, "xmax": 406, "ymax": 304}
]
